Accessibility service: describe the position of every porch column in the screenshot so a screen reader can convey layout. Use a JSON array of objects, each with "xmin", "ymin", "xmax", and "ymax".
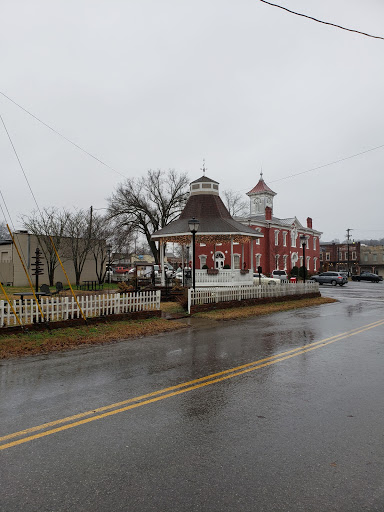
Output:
[
  {"xmin": 251, "ymin": 239, "xmax": 254, "ymax": 273},
  {"xmin": 181, "ymin": 244, "xmax": 185, "ymax": 286},
  {"xmin": 160, "ymin": 239, "xmax": 165, "ymax": 286},
  {"xmin": 230, "ymin": 237, "xmax": 234, "ymax": 269},
  {"xmin": 241, "ymin": 244, "xmax": 244, "ymax": 269}
]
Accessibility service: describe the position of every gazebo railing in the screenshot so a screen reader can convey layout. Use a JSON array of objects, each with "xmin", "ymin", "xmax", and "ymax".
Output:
[{"xmin": 195, "ymin": 269, "xmax": 253, "ymax": 286}]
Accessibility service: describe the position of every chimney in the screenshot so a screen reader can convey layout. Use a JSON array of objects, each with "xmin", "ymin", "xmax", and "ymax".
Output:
[
  {"xmin": 307, "ymin": 217, "xmax": 312, "ymax": 229},
  {"xmin": 265, "ymin": 206, "xmax": 272, "ymax": 221}
]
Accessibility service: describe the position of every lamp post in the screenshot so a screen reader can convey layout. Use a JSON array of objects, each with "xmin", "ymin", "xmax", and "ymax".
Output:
[
  {"xmin": 300, "ymin": 235, "xmax": 308, "ymax": 283},
  {"xmin": 188, "ymin": 217, "xmax": 200, "ymax": 290}
]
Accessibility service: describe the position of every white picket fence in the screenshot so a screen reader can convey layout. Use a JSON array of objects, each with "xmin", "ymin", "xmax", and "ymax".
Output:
[
  {"xmin": 0, "ymin": 291, "xmax": 161, "ymax": 328},
  {"xmin": 188, "ymin": 282, "xmax": 319, "ymax": 313}
]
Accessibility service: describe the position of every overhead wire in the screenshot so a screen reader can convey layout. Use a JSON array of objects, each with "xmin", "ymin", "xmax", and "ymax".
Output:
[
  {"xmin": 259, "ymin": 0, "xmax": 384, "ymax": 41},
  {"xmin": 0, "ymin": 91, "xmax": 128, "ymax": 180}
]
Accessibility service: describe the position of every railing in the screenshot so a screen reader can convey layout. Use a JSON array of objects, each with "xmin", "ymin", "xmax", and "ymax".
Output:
[
  {"xmin": 0, "ymin": 291, "xmax": 161, "ymax": 328},
  {"xmin": 188, "ymin": 282, "xmax": 319, "ymax": 313},
  {"xmin": 195, "ymin": 269, "xmax": 254, "ymax": 286}
]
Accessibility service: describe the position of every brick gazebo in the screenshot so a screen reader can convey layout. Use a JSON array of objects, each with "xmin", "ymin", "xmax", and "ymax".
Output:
[{"xmin": 152, "ymin": 175, "xmax": 262, "ymax": 286}]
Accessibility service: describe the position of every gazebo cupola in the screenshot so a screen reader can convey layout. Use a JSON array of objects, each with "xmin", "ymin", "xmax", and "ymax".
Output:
[{"xmin": 189, "ymin": 176, "xmax": 220, "ymax": 196}]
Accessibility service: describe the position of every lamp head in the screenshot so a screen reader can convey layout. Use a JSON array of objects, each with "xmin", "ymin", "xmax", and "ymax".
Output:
[{"xmin": 188, "ymin": 217, "xmax": 200, "ymax": 233}]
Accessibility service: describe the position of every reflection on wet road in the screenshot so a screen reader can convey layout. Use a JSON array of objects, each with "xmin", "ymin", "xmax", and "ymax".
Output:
[{"xmin": 1, "ymin": 281, "xmax": 384, "ymax": 511}]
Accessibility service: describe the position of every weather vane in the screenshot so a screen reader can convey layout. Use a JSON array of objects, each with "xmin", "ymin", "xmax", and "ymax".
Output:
[{"xmin": 201, "ymin": 158, "xmax": 207, "ymax": 176}]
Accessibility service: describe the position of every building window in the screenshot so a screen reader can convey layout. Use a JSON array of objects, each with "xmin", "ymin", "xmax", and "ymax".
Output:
[
  {"xmin": 305, "ymin": 238, "xmax": 309, "ymax": 250},
  {"xmin": 255, "ymin": 238, "xmax": 260, "ymax": 245},
  {"xmin": 283, "ymin": 231, "xmax": 287, "ymax": 247},
  {"xmin": 299, "ymin": 256, "xmax": 303, "ymax": 267},
  {"xmin": 199, "ymin": 255, "xmax": 207, "ymax": 267},
  {"xmin": 255, "ymin": 254, "xmax": 261, "ymax": 268},
  {"xmin": 351, "ymin": 251, "xmax": 356, "ymax": 260},
  {"xmin": 344, "ymin": 252, "xmax": 348, "ymax": 260},
  {"xmin": 283, "ymin": 254, "xmax": 288, "ymax": 270},
  {"xmin": 274, "ymin": 231, "xmax": 279, "ymax": 245},
  {"xmin": 319, "ymin": 253, "xmax": 323, "ymax": 261},
  {"xmin": 291, "ymin": 229, "xmax": 297, "ymax": 247},
  {"xmin": 234, "ymin": 254, "xmax": 241, "ymax": 269},
  {"xmin": 326, "ymin": 252, "xmax": 330, "ymax": 261},
  {"xmin": 373, "ymin": 254, "xmax": 378, "ymax": 262},
  {"xmin": 314, "ymin": 257, "xmax": 317, "ymax": 271},
  {"xmin": 364, "ymin": 254, "xmax": 368, "ymax": 262},
  {"xmin": 200, "ymin": 243, "xmax": 206, "ymax": 247},
  {"xmin": 313, "ymin": 237, "xmax": 317, "ymax": 250},
  {"xmin": 306, "ymin": 256, "xmax": 310, "ymax": 269},
  {"xmin": 275, "ymin": 254, "xmax": 280, "ymax": 269}
]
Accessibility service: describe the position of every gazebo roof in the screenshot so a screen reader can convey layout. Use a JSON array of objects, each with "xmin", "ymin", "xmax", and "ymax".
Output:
[{"xmin": 152, "ymin": 175, "xmax": 261, "ymax": 241}]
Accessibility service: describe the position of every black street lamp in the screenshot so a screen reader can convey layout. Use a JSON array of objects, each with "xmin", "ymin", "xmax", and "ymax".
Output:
[
  {"xmin": 300, "ymin": 235, "xmax": 308, "ymax": 283},
  {"xmin": 188, "ymin": 217, "xmax": 200, "ymax": 290}
]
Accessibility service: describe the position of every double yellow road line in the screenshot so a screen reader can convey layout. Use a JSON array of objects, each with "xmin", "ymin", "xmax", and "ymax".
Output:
[{"xmin": 1, "ymin": 318, "xmax": 384, "ymax": 451}]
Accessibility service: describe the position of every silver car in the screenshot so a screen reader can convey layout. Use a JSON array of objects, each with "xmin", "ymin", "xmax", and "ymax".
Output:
[{"xmin": 310, "ymin": 271, "xmax": 348, "ymax": 286}]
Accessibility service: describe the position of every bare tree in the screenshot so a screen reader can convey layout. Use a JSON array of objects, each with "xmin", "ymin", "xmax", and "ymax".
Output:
[
  {"xmin": 108, "ymin": 169, "xmax": 189, "ymax": 263},
  {"xmin": 223, "ymin": 190, "xmax": 249, "ymax": 217},
  {"xmin": 22, "ymin": 208, "xmax": 69, "ymax": 285},
  {"xmin": 0, "ymin": 221, "xmax": 10, "ymax": 240},
  {"xmin": 63, "ymin": 209, "xmax": 93, "ymax": 286},
  {"xmin": 89, "ymin": 213, "xmax": 114, "ymax": 284}
]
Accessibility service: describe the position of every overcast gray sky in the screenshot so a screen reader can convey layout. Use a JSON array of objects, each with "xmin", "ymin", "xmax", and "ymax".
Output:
[{"xmin": 1, "ymin": 0, "xmax": 383, "ymax": 242}]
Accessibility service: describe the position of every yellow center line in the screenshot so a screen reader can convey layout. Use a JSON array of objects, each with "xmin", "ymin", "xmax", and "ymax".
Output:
[{"xmin": 1, "ymin": 318, "xmax": 383, "ymax": 451}]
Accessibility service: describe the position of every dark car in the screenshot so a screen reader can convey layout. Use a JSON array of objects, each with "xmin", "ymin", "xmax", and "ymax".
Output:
[
  {"xmin": 310, "ymin": 271, "xmax": 348, "ymax": 286},
  {"xmin": 351, "ymin": 272, "xmax": 383, "ymax": 283}
]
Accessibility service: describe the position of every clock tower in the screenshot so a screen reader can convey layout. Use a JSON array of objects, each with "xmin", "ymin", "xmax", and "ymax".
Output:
[{"xmin": 247, "ymin": 171, "xmax": 277, "ymax": 216}]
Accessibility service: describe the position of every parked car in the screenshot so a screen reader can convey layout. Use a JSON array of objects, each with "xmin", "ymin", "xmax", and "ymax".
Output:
[
  {"xmin": 175, "ymin": 267, "xmax": 191, "ymax": 281},
  {"xmin": 154, "ymin": 264, "xmax": 175, "ymax": 278},
  {"xmin": 271, "ymin": 270, "xmax": 288, "ymax": 281},
  {"xmin": 114, "ymin": 266, "xmax": 131, "ymax": 274},
  {"xmin": 351, "ymin": 272, "xmax": 383, "ymax": 283},
  {"xmin": 253, "ymin": 273, "xmax": 281, "ymax": 285},
  {"xmin": 310, "ymin": 271, "xmax": 348, "ymax": 286}
]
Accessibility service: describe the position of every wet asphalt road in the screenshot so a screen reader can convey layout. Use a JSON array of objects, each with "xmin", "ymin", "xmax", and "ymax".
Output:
[{"xmin": 1, "ymin": 281, "xmax": 384, "ymax": 511}]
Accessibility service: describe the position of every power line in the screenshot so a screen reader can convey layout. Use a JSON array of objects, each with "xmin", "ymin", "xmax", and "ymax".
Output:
[
  {"xmin": 259, "ymin": 0, "xmax": 384, "ymax": 41},
  {"xmin": 0, "ymin": 91, "xmax": 128, "ymax": 180},
  {"xmin": 269, "ymin": 143, "xmax": 384, "ymax": 184},
  {"xmin": 0, "ymin": 113, "xmax": 42, "ymax": 216}
]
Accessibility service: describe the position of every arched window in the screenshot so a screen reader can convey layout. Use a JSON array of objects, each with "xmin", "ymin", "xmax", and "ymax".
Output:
[{"xmin": 215, "ymin": 252, "xmax": 225, "ymax": 269}]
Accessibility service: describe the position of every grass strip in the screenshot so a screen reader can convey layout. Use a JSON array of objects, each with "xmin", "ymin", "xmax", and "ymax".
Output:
[
  {"xmin": 193, "ymin": 296, "xmax": 337, "ymax": 321},
  {"xmin": 0, "ymin": 318, "xmax": 185, "ymax": 359}
]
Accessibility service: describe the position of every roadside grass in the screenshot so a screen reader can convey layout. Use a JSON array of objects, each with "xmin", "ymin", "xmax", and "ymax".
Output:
[
  {"xmin": 160, "ymin": 301, "xmax": 185, "ymax": 314},
  {"xmin": 193, "ymin": 296, "xmax": 337, "ymax": 321},
  {"xmin": 0, "ymin": 317, "xmax": 185, "ymax": 359}
]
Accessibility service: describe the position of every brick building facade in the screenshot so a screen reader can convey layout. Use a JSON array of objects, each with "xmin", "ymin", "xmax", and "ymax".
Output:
[{"xmin": 193, "ymin": 173, "xmax": 321, "ymax": 275}]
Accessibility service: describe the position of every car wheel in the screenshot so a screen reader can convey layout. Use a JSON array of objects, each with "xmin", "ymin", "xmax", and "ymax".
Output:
[{"xmin": 331, "ymin": 280, "xmax": 337, "ymax": 286}]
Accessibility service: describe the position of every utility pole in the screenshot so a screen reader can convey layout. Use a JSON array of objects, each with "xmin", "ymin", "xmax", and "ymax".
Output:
[{"xmin": 346, "ymin": 228, "xmax": 353, "ymax": 276}]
